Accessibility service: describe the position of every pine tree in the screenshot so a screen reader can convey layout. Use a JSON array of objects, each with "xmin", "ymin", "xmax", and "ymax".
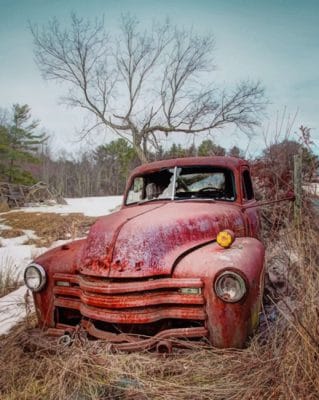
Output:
[
  {"xmin": 198, "ymin": 139, "xmax": 226, "ymax": 156},
  {"xmin": 94, "ymin": 139, "xmax": 138, "ymax": 194},
  {"xmin": 228, "ymin": 146, "xmax": 244, "ymax": 158},
  {"xmin": 0, "ymin": 104, "xmax": 46, "ymax": 184}
]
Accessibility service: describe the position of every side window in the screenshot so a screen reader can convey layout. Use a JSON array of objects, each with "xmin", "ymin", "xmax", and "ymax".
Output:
[
  {"xmin": 242, "ymin": 170, "xmax": 254, "ymax": 200},
  {"xmin": 126, "ymin": 177, "xmax": 144, "ymax": 204}
]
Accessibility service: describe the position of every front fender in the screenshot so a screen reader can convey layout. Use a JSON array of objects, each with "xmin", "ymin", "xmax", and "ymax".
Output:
[
  {"xmin": 173, "ymin": 237, "xmax": 265, "ymax": 348},
  {"xmin": 32, "ymin": 239, "xmax": 85, "ymax": 327}
]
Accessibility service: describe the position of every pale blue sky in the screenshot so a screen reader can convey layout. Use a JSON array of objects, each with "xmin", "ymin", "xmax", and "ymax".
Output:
[{"xmin": 0, "ymin": 0, "xmax": 318, "ymax": 155}]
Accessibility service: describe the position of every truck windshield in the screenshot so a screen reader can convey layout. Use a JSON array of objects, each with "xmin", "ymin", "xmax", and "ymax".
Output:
[{"xmin": 126, "ymin": 166, "xmax": 236, "ymax": 205}]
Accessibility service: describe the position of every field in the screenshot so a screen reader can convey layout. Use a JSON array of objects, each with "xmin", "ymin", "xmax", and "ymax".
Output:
[{"xmin": 0, "ymin": 197, "xmax": 318, "ymax": 399}]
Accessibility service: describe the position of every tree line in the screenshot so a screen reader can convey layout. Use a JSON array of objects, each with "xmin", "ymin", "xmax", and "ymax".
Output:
[
  {"xmin": 1, "ymin": 103, "xmax": 317, "ymax": 200},
  {"xmin": 38, "ymin": 136, "xmax": 244, "ymax": 197}
]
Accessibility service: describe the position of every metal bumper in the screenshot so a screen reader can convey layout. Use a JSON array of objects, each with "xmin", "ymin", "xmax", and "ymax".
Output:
[{"xmin": 48, "ymin": 321, "xmax": 208, "ymax": 351}]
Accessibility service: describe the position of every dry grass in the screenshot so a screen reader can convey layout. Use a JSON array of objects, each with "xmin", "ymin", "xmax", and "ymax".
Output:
[
  {"xmin": 0, "ymin": 228, "xmax": 24, "ymax": 238},
  {"xmin": 0, "ymin": 329, "xmax": 276, "ymax": 400},
  {"xmin": 0, "ymin": 212, "xmax": 97, "ymax": 247},
  {"xmin": 0, "ymin": 202, "xmax": 10, "ymax": 213},
  {"xmin": 0, "ymin": 210, "xmax": 318, "ymax": 399},
  {"xmin": 0, "ymin": 257, "xmax": 22, "ymax": 297}
]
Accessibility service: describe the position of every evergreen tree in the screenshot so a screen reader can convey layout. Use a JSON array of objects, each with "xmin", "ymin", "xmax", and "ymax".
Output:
[
  {"xmin": 94, "ymin": 139, "xmax": 138, "ymax": 194},
  {"xmin": 228, "ymin": 146, "xmax": 244, "ymax": 158},
  {"xmin": 166, "ymin": 144, "xmax": 187, "ymax": 158},
  {"xmin": 198, "ymin": 139, "xmax": 226, "ymax": 156},
  {"xmin": 0, "ymin": 104, "xmax": 46, "ymax": 184}
]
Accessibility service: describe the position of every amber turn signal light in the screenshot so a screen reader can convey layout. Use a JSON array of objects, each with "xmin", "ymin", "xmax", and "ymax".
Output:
[{"xmin": 216, "ymin": 229, "xmax": 235, "ymax": 248}]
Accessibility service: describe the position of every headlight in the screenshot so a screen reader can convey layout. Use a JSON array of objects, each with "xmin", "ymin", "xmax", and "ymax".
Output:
[
  {"xmin": 24, "ymin": 263, "xmax": 46, "ymax": 292},
  {"xmin": 214, "ymin": 271, "xmax": 246, "ymax": 302}
]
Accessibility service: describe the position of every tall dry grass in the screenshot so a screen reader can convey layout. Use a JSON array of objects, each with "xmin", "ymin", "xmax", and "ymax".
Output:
[
  {"xmin": 0, "ymin": 256, "xmax": 22, "ymax": 298},
  {"xmin": 0, "ymin": 209, "xmax": 318, "ymax": 399}
]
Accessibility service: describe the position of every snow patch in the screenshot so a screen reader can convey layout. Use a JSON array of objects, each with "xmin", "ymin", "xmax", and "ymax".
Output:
[
  {"xmin": 303, "ymin": 183, "xmax": 319, "ymax": 197},
  {"xmin": 18, "ymin": 196, "xmax": 123, "ymax": 217},
  {"xmin": 0, "ymin": 222, "xmax": 12, "ymax": 230},
  {"xmin": 0, "ymin": 286, "xmax": 32, "ymax": 336},
  {"xmin": 0, "ymin": 245, "xmax": 47, "ymax": 276}
]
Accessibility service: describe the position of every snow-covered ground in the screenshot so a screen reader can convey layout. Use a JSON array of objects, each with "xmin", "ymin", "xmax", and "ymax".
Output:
[
  {"xmin": 19, "ymin": 195, "xmax": 123, "ymax": 217},
  {"xmin": 0, "ymin": 196, "xmax": 123, "ymax": 335}
]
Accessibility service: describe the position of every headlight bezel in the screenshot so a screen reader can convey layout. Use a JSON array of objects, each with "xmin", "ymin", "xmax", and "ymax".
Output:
[
  {"xmin": 214, "ymin": 270, "xmax": 247, "ymax": 303},
  {"xmin": 24, "ymin": 263, "xmax": 47, "ymax": 292}
]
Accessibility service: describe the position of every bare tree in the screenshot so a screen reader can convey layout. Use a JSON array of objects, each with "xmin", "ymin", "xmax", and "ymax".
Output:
[{"xmin": 31, "ymin": 14, "xmax": 266, "ymax": 163}]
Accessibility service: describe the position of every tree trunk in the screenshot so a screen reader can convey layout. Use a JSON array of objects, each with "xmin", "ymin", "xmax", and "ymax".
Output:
[{"xmin": 132, "ymin": 133, "xmax": 148, "ymax": 164}]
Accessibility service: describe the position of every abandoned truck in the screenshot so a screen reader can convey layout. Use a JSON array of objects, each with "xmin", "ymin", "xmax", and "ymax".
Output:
[{"xmin": 24, "ymin": 156, "xmax": 265, "ymax": 351}]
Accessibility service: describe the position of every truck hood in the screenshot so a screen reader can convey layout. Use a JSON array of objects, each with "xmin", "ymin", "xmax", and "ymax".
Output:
[{"xmin": 79, "ymin": 201, "xmax": 245, "ymax": 278}]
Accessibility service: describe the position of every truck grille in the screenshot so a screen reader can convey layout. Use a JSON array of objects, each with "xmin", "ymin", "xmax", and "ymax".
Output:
[{"xmin": 52, "ymin": 273, "xmax": 206, "ymax": 333}]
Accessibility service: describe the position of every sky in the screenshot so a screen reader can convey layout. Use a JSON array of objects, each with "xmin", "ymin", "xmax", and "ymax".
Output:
[{"xmin": 0, "ymin": 0, "xmax": 318, "ymax": 157}]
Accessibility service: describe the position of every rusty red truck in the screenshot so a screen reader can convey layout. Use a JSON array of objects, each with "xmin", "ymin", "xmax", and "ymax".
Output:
[{"xmin": 24, "ymin": 156, "xmax": 265, "ymax": 351}]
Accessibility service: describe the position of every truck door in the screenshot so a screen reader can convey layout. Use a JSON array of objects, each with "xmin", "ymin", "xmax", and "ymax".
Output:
[{"xmin": 241, "ymin": 167, "xmax": 261, "ymax": 239}]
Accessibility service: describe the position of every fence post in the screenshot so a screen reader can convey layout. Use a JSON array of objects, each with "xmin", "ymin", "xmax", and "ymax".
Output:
[{"xmin": 293, "ymin": 150, "xmax": 302, "ymax": 226}]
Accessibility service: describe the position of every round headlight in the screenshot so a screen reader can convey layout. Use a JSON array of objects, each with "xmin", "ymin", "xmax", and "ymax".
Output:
[
  {"xmin": 214, "ymin": 271, "xmax": 246, "ymax": 303},
  {"xmin": 24, "ymin": 264, "xmax": 46, "ymax": 292}
]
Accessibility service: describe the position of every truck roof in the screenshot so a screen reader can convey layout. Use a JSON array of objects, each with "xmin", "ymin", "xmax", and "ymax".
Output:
[{"xmin": 131, "ymin": 156, "xmax": 249, "ymax": 176}]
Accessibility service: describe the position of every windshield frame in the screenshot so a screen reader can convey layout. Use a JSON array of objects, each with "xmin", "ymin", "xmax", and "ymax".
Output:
[{"xmin": 125, "ymin": 165, "xmax": 237, "ymax": 206}]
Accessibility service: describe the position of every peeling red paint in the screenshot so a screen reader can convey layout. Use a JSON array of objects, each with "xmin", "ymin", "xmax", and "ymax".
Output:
[{"xmin": 29, "ymin": 156, "xmax": 265, "ymax": 350}]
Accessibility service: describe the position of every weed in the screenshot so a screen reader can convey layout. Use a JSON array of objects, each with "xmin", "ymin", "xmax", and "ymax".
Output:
[{"xmin": 0, "ymin": 257, "xmax": 22, "ymax": 298}]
